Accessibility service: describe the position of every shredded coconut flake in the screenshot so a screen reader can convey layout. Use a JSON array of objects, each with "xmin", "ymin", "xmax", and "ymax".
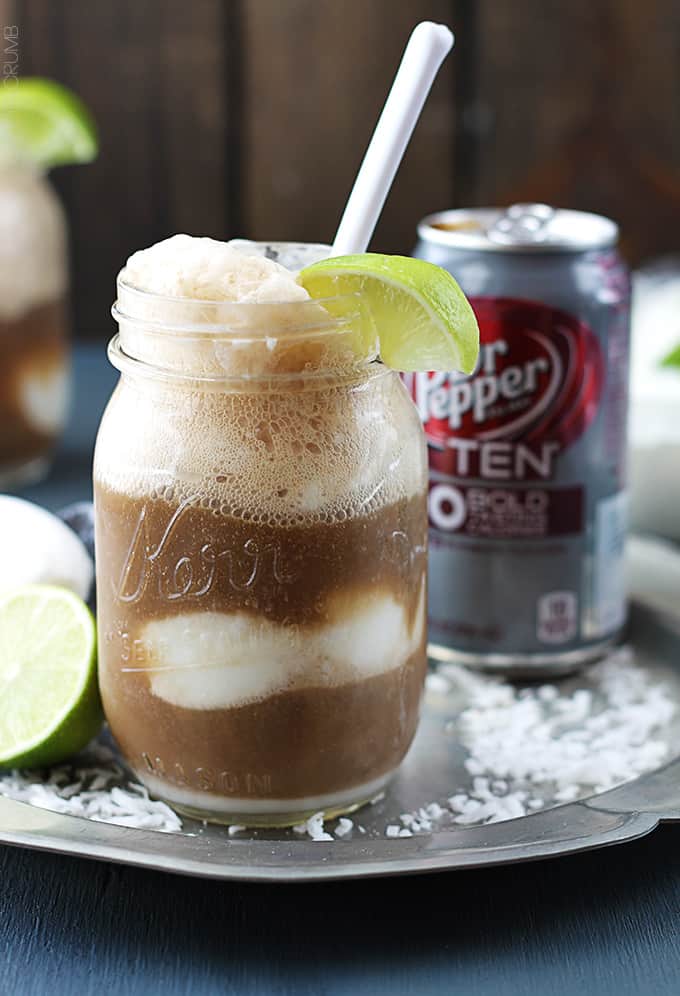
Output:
[
  {"xmin": 293, "ymin": 811, "xmax": 333, "ymax": 841},
  {"xmin": 386, "ymin": 646, "xmax": 677, "ymax": 835},
  {"xmin": 334, "ymin": 817, "xmax": 353, "ymax": 838},
  {"xmin": 0, "ymin": 748, "xmax": 182, "ymax": 833}
]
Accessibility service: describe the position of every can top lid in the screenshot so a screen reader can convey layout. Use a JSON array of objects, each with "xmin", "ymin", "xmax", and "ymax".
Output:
[{"xmin": 418, "ymin": 204, "xmax": 619, "ymax": 253}]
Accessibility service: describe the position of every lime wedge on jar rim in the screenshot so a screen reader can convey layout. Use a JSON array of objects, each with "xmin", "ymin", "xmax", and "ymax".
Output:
[
  {"xmin": 0, "ymin": 584, "xmax": 102, "ymax": 769},
  {"xmin": 298, "ymin": 253, "xmax": 480, "ymax": 373},
  {"xmin": 0, "ymin": 78, "xmax": 98, "ymax": 169}
]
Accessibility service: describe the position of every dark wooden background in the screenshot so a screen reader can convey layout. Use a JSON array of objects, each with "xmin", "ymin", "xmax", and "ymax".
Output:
[{"xmin": 2, "ymin": 0, "xmax": 680, "ymax": 339}]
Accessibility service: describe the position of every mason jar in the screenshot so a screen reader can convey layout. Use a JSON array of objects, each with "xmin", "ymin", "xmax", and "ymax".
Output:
[
  {"xmin": 94, "ymin": 260, "xmax": 428, "ymax": 826},
  {"xmin": 0, "ymin": 162, "xmax": 70, "ymax": 487}
]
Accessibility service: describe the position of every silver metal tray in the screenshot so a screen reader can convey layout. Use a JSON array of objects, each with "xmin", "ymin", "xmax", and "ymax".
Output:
[{"xmin": 1, "ymin": 535, "xmax": 679, "ymax": 882}]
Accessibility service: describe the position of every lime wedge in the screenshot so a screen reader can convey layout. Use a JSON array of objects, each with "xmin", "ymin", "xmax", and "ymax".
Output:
[
  {"xmin": 0, "ymin": 585, "xmax": 102, "ymax": 769},
  {"xmin": 0, "ymin": 78, "xmax": 98, "ymax": 169},
  {"xmin": 299, "ymin": 253, "xmax": 479, "ymax": 373},
  {"xmin": 661, "ymin": 342, "xmax": 680, "ymax": 369}
]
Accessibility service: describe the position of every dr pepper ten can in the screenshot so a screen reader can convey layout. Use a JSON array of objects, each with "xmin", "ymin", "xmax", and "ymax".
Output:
[{"xmin": 408, "ymin": 204, "xmax": 631, "ymax": 677}]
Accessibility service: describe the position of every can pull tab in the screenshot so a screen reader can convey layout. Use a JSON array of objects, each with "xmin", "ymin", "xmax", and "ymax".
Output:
[{"xmin": 487, "ymin": 203, "xmax": 556, "ymax": 245}]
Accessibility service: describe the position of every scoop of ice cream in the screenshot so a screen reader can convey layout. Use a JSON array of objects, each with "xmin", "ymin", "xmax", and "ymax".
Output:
[
  {"xmin": 134, "ymin": 583, "xmax": 425, "ymax": 710},
  {"xmin": 122, "ymin": 235, "xmax": 310, "ymax": 305},
  {"xmin": 18, "ymin": 357, "xmax": 70, "ymax": 435},
  {"xmin": 0, "ymin": 495, "xmax": 93, "ymax": 600},
  {"xmin": 115, "ymin": 235, "xmax": 359, "ymax": 379},
  {"xmin": 0, "ymin": 165, "xmax": 67, "ymax": 320}
]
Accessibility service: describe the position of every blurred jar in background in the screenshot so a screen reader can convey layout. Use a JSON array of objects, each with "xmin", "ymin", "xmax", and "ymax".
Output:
[
  {"xmin": 629, "ymin": 258, "xmax": 680, "ymax": 541},
  {"xmin": 0, "ymin": 161, "xmax": 70, "ymax": 487}
]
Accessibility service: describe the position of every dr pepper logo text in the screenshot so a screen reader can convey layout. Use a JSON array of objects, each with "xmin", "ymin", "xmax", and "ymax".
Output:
[{"xmin": 404, "ymin": 297, "xmax": 604, "ymax": 483}]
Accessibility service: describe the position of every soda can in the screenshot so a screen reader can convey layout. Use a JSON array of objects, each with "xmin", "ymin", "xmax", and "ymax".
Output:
[{"xmin": 408, "ymin": 204, "xmax": 631, "ymax": 676}]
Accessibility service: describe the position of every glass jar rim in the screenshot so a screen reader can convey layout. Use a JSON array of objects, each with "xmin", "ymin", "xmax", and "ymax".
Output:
[
  {"xmin": 107, "ymin": 332, "xmax": 391, "ymax": 388},
  {"xmin": 112, "ymin": 274, "xmax": 365, "ymax": 336},
  {"xmin": 110, "ymin": 274, "xmax": 381, "ymax": 385}
]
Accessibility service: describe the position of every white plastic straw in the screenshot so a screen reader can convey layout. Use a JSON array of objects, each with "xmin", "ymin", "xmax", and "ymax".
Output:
[{"xmin": 331, "ymin": 21, "xmax": 454, "ymax": 256}]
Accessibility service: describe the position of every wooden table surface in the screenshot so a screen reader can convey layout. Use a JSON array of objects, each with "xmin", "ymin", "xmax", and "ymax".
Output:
[{"xmin": 3, "ymin": 346, "xmax": 679, "ymax": 996}]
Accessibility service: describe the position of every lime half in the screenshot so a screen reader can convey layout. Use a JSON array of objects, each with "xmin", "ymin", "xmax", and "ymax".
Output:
[
  {"xmin": 0, "ymin": 78, "xmax": 98, "ymax": 169},
  {"xmin": 0, "ymin": 585, "xmax": 101, "ymax": 769},
  {"xmin": 299, "ymin": 253, "xmax": 479, "ymax": 373}
]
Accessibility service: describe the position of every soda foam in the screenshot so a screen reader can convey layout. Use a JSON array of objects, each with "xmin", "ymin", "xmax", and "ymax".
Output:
[{"xmin": 94, "ymin": 368, "xmax": 425, "ymax": 521}]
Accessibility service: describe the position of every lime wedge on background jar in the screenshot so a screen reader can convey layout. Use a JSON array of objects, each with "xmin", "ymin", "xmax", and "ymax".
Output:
[
  {"xmin": 298, "ymin": 253, "xmax": 480, "ymax": 373},
  {"xmin": 0, "ymin": 77, "xmax": 98, "ymax": 168}
]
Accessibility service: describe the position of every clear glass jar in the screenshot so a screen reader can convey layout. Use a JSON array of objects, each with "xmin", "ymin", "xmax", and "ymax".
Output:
[
  {"xmin": 0, "ymin": 163, "xmax": 70, "ymax": 487},
  {"xmin": 94, "ymin": 266, "xmax": 428, "ymax": 826}
]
